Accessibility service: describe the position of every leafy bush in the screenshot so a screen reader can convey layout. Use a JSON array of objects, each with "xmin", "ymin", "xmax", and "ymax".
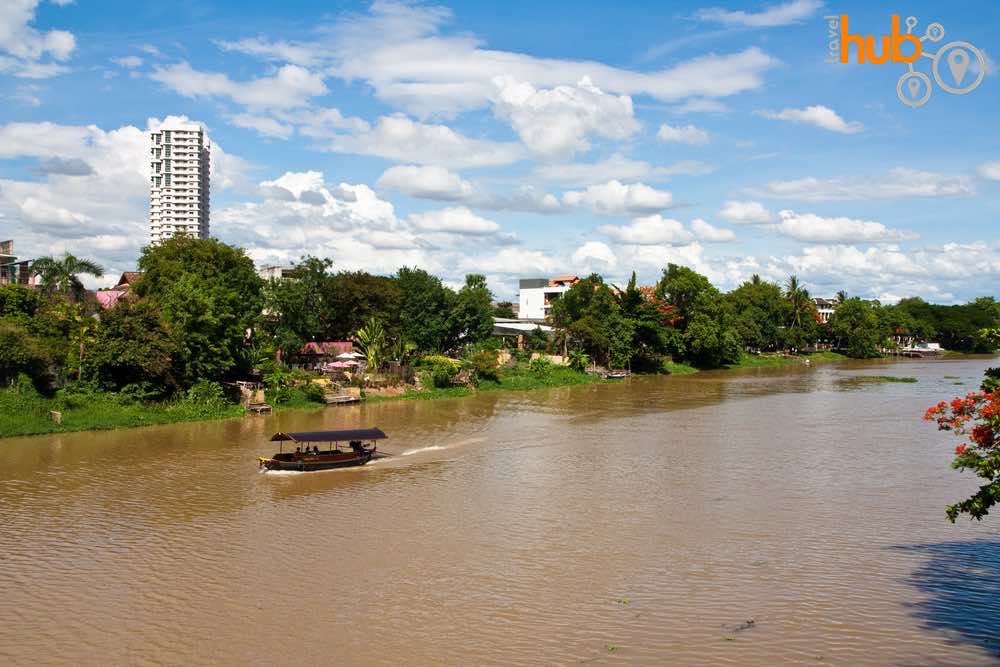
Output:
[
  {"xmin": 528, "ymin": 357, "xmax": 553, "ymax": 376},
  {"xmin": 0, "ymin": 321, "xmax": 50, "ymax": 388},
  {"xmin": 300, "ymin": 382, "xmax": 326, "ymax": 403},
  {"xmin": 567, "ymin": 349, "xmax": 589, "ymax": 373},
  {"xmin": 116, "ymin": 382, "xmax": 165, "ymax": 404},
  {"xmin": 186, "ymin": 379, "xmax": 227, "ymax": 405},
  {"xmin": 54, "ymin": 381, "xmax": 102, "ymax": 410},
  {"xmin": 465, "ymin": 350, "xmax": 499, "ymax": 384},
  {"xmin": 512, "ymin": 349, "xmax": 532, "ymax": 364},
  {"xmin": 420, "ymin": 354, "xmax": 461, "ymax": 388}
]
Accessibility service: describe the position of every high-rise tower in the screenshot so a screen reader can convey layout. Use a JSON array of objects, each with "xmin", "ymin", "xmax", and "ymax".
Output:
[{"xmin": 149, "ymin": 122, "xmax": 210, "ymax": 243}]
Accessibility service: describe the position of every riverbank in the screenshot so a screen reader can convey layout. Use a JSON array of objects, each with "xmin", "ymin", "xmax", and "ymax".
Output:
[
  {"xmin": 0, "ymin": 386, "xmax": 247, "ymax": 439},
  {"xmin": 0, "ymin": 350, "xmax": 944, "ymax": 438},
  {"xmin": 365, "ymin": 364, "xmax": 607, "ymax": 403}
]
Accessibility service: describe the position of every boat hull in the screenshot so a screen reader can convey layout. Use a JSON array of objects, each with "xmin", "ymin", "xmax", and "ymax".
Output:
[{"xmin": 259, "ymin": 452, "xmax": 373, "ymax": 472}]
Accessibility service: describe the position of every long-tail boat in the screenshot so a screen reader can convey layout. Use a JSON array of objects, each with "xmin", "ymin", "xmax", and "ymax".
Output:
[{"xmin": 258, "ymin": 428, "xmax": 387, "ymax": 471}]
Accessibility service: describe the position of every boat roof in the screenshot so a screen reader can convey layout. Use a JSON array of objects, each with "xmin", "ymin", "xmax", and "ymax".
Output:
[{"xmin": 270, "ymin": 428, "xmax": 387, "ymax": 442}]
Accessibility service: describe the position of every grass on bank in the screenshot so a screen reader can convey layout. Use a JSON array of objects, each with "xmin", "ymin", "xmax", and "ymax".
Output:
[
  {"xmin": 365, "ymin": 363, "xmax": 605, "ymax": 404},
  {"xmin": 0, "ymin": 383, "xmax": 245, "ymax": 439},
  {"xmin": 0, "ymin": 376, "xmax": 333, "ymax": 439},
  {"xmin": 726, "ymin": 351, "xmax": 848, "ymax": 369}
]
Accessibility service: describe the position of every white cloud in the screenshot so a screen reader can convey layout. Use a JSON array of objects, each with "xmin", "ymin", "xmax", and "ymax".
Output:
[
  {"xmin": 150, "ymin": 62, "xmax": 327, "ymax": 110},
  {"xmin": 272, "ymin": 107, "xmax": 370, "ymax": 138},
  {"xmin": 978, "ymin": 161, "xmax": 1000, "ymax": 181},
  {"xmin": 408, "ymin": 206, "xmax": 500, "ymax": 235},
  {"xmin": 112, "ymin": 55, "xmax": 143, "ymax": 69},
  {"xmin": 657, "ymin": 122, "xmax": 710, "ymax": 145},
  {"xmin": 377, "ymin": 164, "xmax": 473, "ymax": 201},
  {"xmin": 18, "ymin": 196, "xmax": 90, "ymax": 229},
  {"xmin": 0, "ymin": 0, "xmax": 75, "ymax": 78},
  {"xmin": 229, "ymin": 1, "xmax": 777, "ymax": 117},
  {"xmin": 461, "ymin": 247, "xmax": 560, "ymax": 275},
  {"xmin": 691, "ymin": 218, "xmax": 735, "ymax": 242},
  {"xmin": 376, "ymin": 164, "xmax": 559, "ymax": 213},
  {"xmin": 773, "ymin": 210, "xmax": 918, "ymax": 243},
  {"xmin": 572, "ymin": 241, "xmax": 617, "ymax": 272},
  {"xmin": 671, "ymin": 98, "xmax": 729, "ymax": 114},
  {"xmin": 231, "ymin": 113, "xmax": 294, "ymax": 139},
  {"xmin": 563, "ymin": 180, "xmax": 673, "ymax": 215},
  {"xmin": 217, "ymin": 37, "xmax": 324, "ymax": 67},
  {"xmin": 491, "ymin": 75, "xmax": 639, "ymax": 159},
  {"xmin": 718, "ymin": 200, "xmax": 774, "ymax": 223},
  {"xmin": 534, "ymin": 153, "xmax": 713, "ymax": 185},
  {"xmin": 327, "ymin": 114, "xmax": 524, "ymax": 169},
  {"xmin": 598, "ymin": 214, "xmax": 693, "ymax": 245},
  {"xmin": 696, "ymin": 0, "xmax": 823, "ymax": 27},
  {"xmin": 758, "ymin": 105, "xmax": 863, "ymax": 134},
  {"xmin": 752, "ymin": 168, "xmax": 975, "ymax": 201}
]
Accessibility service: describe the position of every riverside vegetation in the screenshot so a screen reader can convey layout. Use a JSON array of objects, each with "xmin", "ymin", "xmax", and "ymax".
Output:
[{"xmin": 2, "ymin": 237, "xmax": 999, "ymax": 438}]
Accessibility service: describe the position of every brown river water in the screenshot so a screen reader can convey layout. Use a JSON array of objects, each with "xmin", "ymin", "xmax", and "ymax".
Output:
[{"xmin": 2, "ymin": 357, "xmax": 999, "ymax": 666}]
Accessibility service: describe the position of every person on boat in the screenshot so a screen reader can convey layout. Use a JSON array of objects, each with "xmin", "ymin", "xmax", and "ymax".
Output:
[
  {"xmin": 312, "ymin": 445, "xmax": 320, "ymax": 455},
  {"xmin": 295, "ymin": 446, "xmax": 302, "ymax": 456}
]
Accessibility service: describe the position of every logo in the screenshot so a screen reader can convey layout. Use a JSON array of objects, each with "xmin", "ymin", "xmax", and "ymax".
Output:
[{"xmin": 824, "ymin": 14, "xmax": 985, "ymax": 108}]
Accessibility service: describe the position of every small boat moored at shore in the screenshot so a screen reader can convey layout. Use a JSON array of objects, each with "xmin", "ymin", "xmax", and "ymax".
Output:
[{"xmin": 258, "ymin": 428, "xmax": 387, "ymax": 472}]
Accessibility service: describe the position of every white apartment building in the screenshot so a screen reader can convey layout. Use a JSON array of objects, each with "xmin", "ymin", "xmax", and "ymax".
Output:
[
  {"xmin": 813, "ymin": 297, "xmax": 838, "ymax": 323},
  {"xmin": 149, "ymin": 122, "xmax": 210, "ymax": 243},
  {"xmin": 518, "ymin": 275, "xmax": 579, "ymax": 320}
]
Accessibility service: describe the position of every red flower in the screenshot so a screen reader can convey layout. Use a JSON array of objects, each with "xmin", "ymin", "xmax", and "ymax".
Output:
[{"xmin": 955, "ymin": 444, "xmax": 967, "ymax": 455}]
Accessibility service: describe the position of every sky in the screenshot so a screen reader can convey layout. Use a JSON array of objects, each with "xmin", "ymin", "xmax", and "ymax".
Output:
[{"xmin": 0, "ymin": 0, "xmax": 998, "ymax": 302}]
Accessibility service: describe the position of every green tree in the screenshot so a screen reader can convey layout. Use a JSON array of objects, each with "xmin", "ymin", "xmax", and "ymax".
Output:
[
  {"xmin": 829, "ymin": 298, "xmax": 883, "ymax": 358},
  {"xmin": 657, "ymin": 265, "xmax": 739, "ymax": 367},
  {"xmin": 727, "ymin": 277, "xmax": 788, "ymax": 352},
  {"xmin": 395, "ymin": 267, "xmax": 455, "ymax": 353},
  {"xmin": 85, "ymin": 298, "xmax": 178, "ymax": 393},
  {"xmin": 551, "ymin": 274, "xmax": 636, "ymax": 367},
  {"xmin": 0, "ymin": 321, "xmax": 49, "ymax": 387},
  {"xmin": 136, "ymin": 237, "xmax": 263, "ymax": 384},
  {"xmin": 449, "ymin": 274, "xmax": 494, "ymax": 347},
  {"xmin": 656, "ymin": 263, "xmax": 715, "ymax": 326},
  {"xmin": 262, "ymin": 257, "xmax": 335, "ymax": 357},
  {"xmin": 327, "ymin": 271, "xmax": 403, "ymax": 341},
  {"xmin": 0, "ymin": 284, "xmax": 43, "ymax": 323},
  {"xmin": 493, "ymin": 301, "xmax": 516, "ymax": 318},
  {"xmin": 614, "ymin": 272, "xmax": 670, "ymax": 369},
  {"xmin": 30, "ymin": 253, "xmax": 103, "ymax": 302},
  {"xmin": 682, "ymin": 294, "xmax": 741, "ymax": 368}
]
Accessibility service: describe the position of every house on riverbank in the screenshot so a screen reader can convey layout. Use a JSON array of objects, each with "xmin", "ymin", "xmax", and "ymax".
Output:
[{"xmin": 518, "ymin": 275, "xmax": 578, "ymax": 320}]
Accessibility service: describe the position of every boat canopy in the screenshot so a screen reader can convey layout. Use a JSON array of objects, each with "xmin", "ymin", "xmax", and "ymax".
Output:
[{"xmin": 270, "ymin": 428, "xmax": 387, "ymax": 443}]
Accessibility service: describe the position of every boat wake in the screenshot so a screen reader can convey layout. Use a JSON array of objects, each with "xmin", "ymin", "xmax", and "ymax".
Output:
[{"xmin": 400, "ymin": 445, "xmax": 449, "ymax": 456}]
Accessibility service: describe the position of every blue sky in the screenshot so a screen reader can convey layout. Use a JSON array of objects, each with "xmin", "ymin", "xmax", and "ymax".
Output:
[{"xmin": 1, "ymin": 0, "xmax": 998, "ymax": 301}]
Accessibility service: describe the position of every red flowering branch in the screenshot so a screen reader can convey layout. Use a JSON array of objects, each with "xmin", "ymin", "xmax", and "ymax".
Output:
[{"xmin": 924, "ymin": 389, "xmax": 1000, "ymax": 521}]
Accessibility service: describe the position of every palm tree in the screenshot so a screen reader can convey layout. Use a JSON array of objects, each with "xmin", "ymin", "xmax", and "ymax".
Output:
[
  {"xmin": 836, "ymin": 289, "xmax": 848, "ymax": 305},
  {"xmin": 785, "ymin": 275, "xmax": 812, "ymax": 329},
  {"xmin": 355, "ymin": 317, "xmax": 386, "ymax": 371},
  {"xmin": 31, "ymin": 253, "xmax": 104, "ymax": 302},
  {"xmin": 750, "ymin": 273, "xmax": 762, "ymax": 286}
]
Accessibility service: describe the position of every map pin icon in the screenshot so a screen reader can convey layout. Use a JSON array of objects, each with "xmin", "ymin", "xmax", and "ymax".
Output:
[
  {"xmin": 948, "ymin": 49, "xmax": 970, "ymax": 85},
  {"xmin": 907, "ymin": 77, "xmax": 920, "ymax": 98}
]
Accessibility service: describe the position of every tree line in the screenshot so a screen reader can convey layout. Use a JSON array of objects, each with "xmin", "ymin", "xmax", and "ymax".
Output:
[
  {"xmin": 550, "ymin": 265, "xmax": 1000, "ymax": 370},
  {"xmin": 1, "ymin": 238, "xmax": 998, "ymax": 398}
]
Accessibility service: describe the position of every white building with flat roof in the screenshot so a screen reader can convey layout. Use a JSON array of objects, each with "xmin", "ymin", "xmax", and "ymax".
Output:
[
  {"xmin": 149, "ymin": 122, "xmax": 210, "ymax": 243},
  {"xmin": 518, "ymin": 275, "xmax": 578, "ymax": 320}
]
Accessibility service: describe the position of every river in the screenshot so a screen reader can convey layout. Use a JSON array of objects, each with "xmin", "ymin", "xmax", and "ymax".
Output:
[{"xmin": 1, "ymin": 357, "xmax": 999, "ymax": 666}]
